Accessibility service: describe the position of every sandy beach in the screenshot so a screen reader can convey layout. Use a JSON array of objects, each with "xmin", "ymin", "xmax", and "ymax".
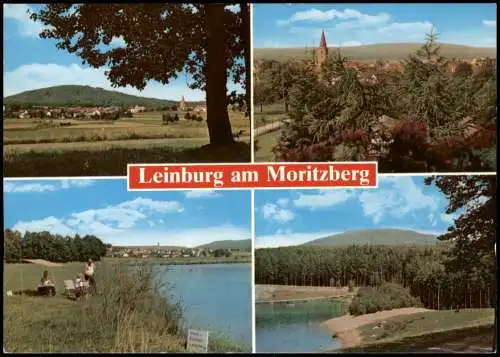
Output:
[{"xmin": 321, "ymin": 307, "xmax": 431, "ymax": 348}]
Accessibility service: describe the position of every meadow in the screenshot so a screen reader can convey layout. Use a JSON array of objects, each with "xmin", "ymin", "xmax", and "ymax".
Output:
[
  {"xmin": 3, "ymin": 110, "xmax": 251, "ymax": 176},
  {"xmin": 3, "ymin": 260, "xmax": 248, "ymax": 353}
]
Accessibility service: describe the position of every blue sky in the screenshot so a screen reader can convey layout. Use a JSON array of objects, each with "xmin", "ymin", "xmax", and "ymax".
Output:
[
  {"xmin": 3, "ymin": 4, "xmax": 242, "ymax": 101},
  {"xmin": 253, "ymin": 3, "xmax": 497, "ymax": 48},
  {"xmin": 4, "ymin": 179, "xmax": 251, "ymax": 247},
  {"xmin": 254, "ymin": 176, "xmax": 467, "ymax": 248}
]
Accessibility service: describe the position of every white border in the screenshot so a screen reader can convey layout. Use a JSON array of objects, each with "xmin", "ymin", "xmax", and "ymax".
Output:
[
  {"xmin": 250, "ymin": 189, "xmax": 256, "ymax": 353},
  {"xmin": 250, "ymin": 2, "xmax": 255, "ymax": 165}
]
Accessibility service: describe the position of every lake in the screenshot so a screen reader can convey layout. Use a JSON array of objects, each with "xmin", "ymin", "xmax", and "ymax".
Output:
[
  {"xmin": 255, "ymin": 299, "xmax": 345, "ymax": 353},
  {"xmin": 156, "ymin": 263, "xmax": 251, "ymax": 347}
]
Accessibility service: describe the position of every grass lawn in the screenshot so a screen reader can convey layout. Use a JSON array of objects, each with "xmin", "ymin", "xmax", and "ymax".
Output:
[
  {"xmin": 3, "ymin": 111, "xmax": 250, "ymax": 145},
  {"xmin": 3, "ymin": 261, "xmax": 248, "ymax": 353},
  {"xmin": 3, "ymin": 111, "xmax": 251, "ymax": 176},
  {"xmin": 254, "ymin": 129, "xmax": 281, "ymax": 162},
  {"xmin": 254, "ymin": 103, "xmax": 287, "ymax": 127},
  {"xmin": 340, "ymin": 309, "xmax": 495, "ymax": 352}
]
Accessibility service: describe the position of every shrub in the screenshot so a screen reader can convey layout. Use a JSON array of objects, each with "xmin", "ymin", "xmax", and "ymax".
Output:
[{"xmin": 348, "ymin": 282, "xmax": 422, "ymax": 316}]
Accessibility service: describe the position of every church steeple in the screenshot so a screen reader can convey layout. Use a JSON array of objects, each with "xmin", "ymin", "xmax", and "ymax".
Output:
[
  {"xmin": 315, "ymin": 29, "xmax": 328, "ymax": 70},
  {"xmin": 319, "ymin": 29, "xmax": 327, "ymax": 48}
]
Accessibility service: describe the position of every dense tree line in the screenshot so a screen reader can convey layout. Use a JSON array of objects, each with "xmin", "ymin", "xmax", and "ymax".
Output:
[
  {"xmin": 254, "ymin": 30, "xmax": 496, "ymax": 172},
  {"xmin": 4, "ymin": 229, "xmax": 108, "ymax": 263},
  {"xmin": 255, "ymin": 175, "xmax": 496, "ymax": 312}
]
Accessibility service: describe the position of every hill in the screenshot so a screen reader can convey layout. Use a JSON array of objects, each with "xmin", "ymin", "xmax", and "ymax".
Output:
[
  {"xmin": 197, "ymin": 239, "xmax": 251, "ymax": 250},
  {"xmin": 301, "ymin": 229, "xmax": 440, "ymax": 247},
  {"xmin": 3, "ymin": 85, "xmax": 204, "ymax": 108},
  {"xmin": 254, "ymin": 43, "xmax": 496, "ymax": 62}
]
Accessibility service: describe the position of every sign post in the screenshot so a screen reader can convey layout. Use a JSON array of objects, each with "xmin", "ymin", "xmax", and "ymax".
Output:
[{"xmin": 186, "ymin": 329, "xmax": 209, "ymax": 353}]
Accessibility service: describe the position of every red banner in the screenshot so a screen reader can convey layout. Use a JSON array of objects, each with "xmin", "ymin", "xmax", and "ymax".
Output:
[{"xmin": 127, "ymin": 162, "xmax": 378, "ymax": 191}]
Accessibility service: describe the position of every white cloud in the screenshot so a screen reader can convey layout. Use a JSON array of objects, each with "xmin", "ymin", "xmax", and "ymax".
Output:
[
  {"xmin": 256, "ymin": 231, "xmax": 338, "ymax": 248},
  {"xmin": 12, "ymin": 197, "xmax": 184, "ymax": 240},
  {"xmin": 184, "ymin": 190, "xmax": 220, "ymax": 199},
  {"xmin": 3, "ymin": 4, "xmax": 45, "ymax": 38},
  {"xmin": 4, "ymin": 179, "xmax": 95, "ymax": 193},
  {"xmin": 276, "ymin": 198, "xmax": 290, "ymax": 207},
  {"xmin": 261, "ymin": 203, "xmax": 295, "ymax": 224},
  {"xmin": 376, "ymin": 21, "xmax": 434, "ymax": 39},
  {"xmin": 278, "ymin": 8, "xmax": 390, "ymax": 26},
  {"xmin": 3, "ymin": 63, "xmax": 207, "ymax": 102},
  {"xmin": 358, "ymin": 177, "xmax": 437, "ymax": 224},
  {"xmin": 105, "ymin": 225, "xmax": 250, "ymax": 247},
  {"xmin": 293, "ymin": 189, "xmax": 355, "ymax": 210},
  {"xmin": 482, "ymin": 20, "xmax": 496, "ymax": 27},
  {"xmin": 4, "ymin": 182, "xmax": 57, "ymax": 193}
]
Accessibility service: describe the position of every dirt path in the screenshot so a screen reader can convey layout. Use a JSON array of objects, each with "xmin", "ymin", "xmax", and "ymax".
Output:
[
  {"xmin": 23, "ymin": 259, "xmax": 65, "ymax": 267},
  {"xmin": 322, "ymin": 307, "xmax": 431, "ymax": 348},
  {"xmin": 254, "ymin": 121, "xmax": 286, "ymax": 137},
  {"xmin": 255, "ymin": 284, "xmax": 355, "ymax": 302}
]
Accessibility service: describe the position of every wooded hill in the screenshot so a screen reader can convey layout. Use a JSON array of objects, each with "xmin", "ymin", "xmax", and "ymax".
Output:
[
  {"xmin": 254, "ymin": 43, "xmax": 496, "ymax": 62},
  {"xmin": 197, "ymin": 239, "xmax": 251, "ymax": 250},
  {"xmin": 4, "ymin": 85, "xmax": 204, "ymax": 108},
  {"xmin": 302, "ymin": 228, "xmax": 439, "ymax": 246}
]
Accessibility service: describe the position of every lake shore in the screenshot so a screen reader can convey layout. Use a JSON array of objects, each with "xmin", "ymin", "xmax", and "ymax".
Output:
[
  {"xmin": 321, "ymin": 307, "xmax": 432, "ymax": 348},
  {"xmin": 3, "ymin": 261, "xmax": 249, "ymax": 353},
  {"xmin": 255, "ymin": 284, "xmax": 357, "ymax": 303},
  {"xmin": 105, "ymin": 256, "xmax": 251, "ymax": 265}
]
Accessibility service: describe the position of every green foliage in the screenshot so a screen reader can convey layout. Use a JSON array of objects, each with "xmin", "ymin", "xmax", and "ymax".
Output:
[
  {"xmin": 4, "ymin": 229, "xmax": 107, "ymax": 263},
  {"xmin": 4, "ymin": 142, "xmax": 251, "ymax": 176},
  {"xmin": 213, "ymin": 248, "xmax": 232, "ymax": 258},
  {"xmin": 255, "ymin": 243, "xmax": 495, "ymax": 311},
  {"xmin": 425, "ymin": 175, "xmax": 497, "ymax": 308},
  {"xmin": 259, "ymin": 30, "xmax": 496, "ymax": 172},
  {"xmin": 349, "ymin": 282, "xmax": 422, "ymax": 316}
]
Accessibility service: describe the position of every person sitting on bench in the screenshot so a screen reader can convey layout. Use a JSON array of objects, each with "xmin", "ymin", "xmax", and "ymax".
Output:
[{"xmin": 37, "ymin": 270, "xmax": 56, "ymax": 296}]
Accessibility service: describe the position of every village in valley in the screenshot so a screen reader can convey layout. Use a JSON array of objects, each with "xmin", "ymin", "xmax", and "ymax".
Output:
[
  {"xmin": 106, "ymin": 243, "xmax": 250, "ymax": 260},
  {"xmin": 253, "ymin": 10, "xmax": 496, "ymax": 173}
]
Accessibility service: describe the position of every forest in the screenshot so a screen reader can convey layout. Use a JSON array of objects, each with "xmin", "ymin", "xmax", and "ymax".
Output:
[
  {"xmin": 4, "ymin": 229, "xmax": 108, "ymax": 263},
  {"xmin": 254, "ymin": 175, "xmax": 496, "ymax": 313},
  {"xmin": 254, "ymin": 30, "xmax": 496, "ymax": 172}
]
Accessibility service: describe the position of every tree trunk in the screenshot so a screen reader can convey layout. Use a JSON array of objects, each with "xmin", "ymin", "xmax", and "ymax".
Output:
[
  {"xmin": 205, "ymin": 4, "xmax": 234, "ymax": 146},
  {"xmin": 240, "ymin": 3, "xmax": 251, "ymax": 118},
  {"xmin": 260, "ymin": 104, "xmax": 263, "ymax": 112}
]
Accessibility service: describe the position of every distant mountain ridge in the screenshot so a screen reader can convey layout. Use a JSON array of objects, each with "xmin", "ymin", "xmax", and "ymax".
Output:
[
  {"xmin": 115, "ymin": 239, "xmax": 251, "ymax": 250},
  {"xmin": 300, "ymin": 228, "xmax": 440, "ymax": 246},
  {"xmin": 4, "ymin": 85, "xmax": 205, "ymax": 108},
  {"xmin": 254, "ymin": 42, "xmax": 496, "ymax": 62},
  {"xmin": 197, "ymin": 239, "xmax": 251, "ymax": 250}
]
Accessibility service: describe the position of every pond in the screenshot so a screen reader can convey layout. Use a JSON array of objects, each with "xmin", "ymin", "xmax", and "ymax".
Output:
[
  {"xmin": 156, "ymin": 263, "xmax": 252, "ymax": 347},
  {"xmin": 255, "ymin": 299, "xmax": 345, "ymax": 353}
]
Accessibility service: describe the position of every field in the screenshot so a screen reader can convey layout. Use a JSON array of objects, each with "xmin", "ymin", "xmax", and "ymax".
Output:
[
  {"xmin": 253, "ymin": 104, "xmax": 287, "ymax": 162},
  {"xmin": 336, "ymin": 309, "xmax": 495, "ymax": 352},
  {"xmin": 3, "ymin": 261, "xmax": 247, "ymax": 353},
  {"xmin": 3, "ymin": 110, "xmax": 251, "ymax": 176},
  {"xmin": 254, "ymin": 43, "xmax": 497, "ymax": 62}
]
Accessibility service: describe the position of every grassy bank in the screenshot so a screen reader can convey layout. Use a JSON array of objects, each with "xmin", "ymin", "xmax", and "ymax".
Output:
[
  {"xmin": 338, "ymin": 309, "xmax": 495, "ymax": 352},
  {"xmin": 3, "ymin": 261, "xmax": 248, "ymax": 352},
  {"xmin": 4, "ymin": 142, "xmax": 250, "ymax": 176}
]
